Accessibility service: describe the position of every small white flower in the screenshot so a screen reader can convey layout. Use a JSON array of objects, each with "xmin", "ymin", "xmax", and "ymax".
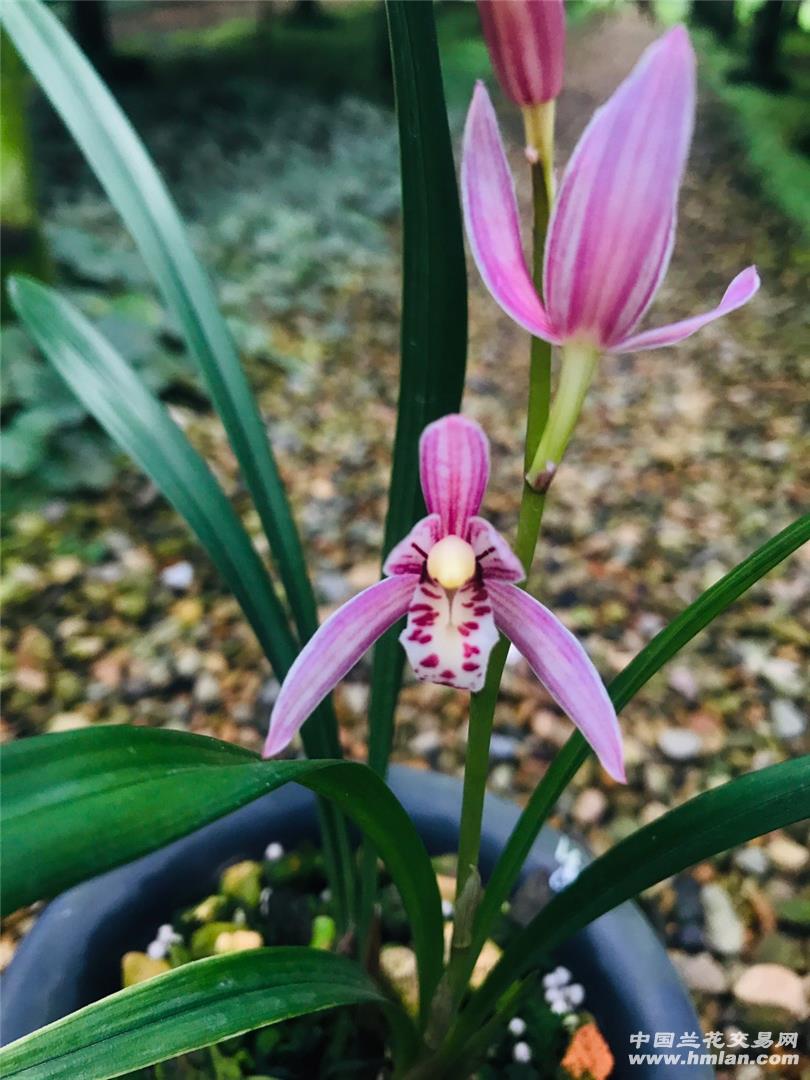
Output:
[
  {"xmin": 513, "ymin": 1041, "xmax": 532, "ymax": 1063},
  {"xmin": 156, "ymin": 924, "xmax": 181, "ymax": 945},
  {"xmin": 508, "ymin": 1017, "xmax": 527, "ymax": 1037},
  {"xmin": 264, "ymin": 841, "xmax": 284, "ymax": 862},
  {"xmin": 146, "ymin": 940, "xmax": 167, "ymax": 960},
  {"xmin": 542, "ymin": 965, "xmax": 571, "ymax": 990},
  {"xmin": 543, "ymin": 968, "xmax": 585, "ymax": 1015},
  {"xmin": 320, "ymin": 888, "xmax": 332, "ymax": 903},
  {"xmin": 233, "ymin": 908, "xmax": 246, "ymax": 927},
  {"xmin": 259, "ymin": 886, "xmax": 273, "ymax": 916},
  {"xmin": 441, "ymin": 899, "xmax": 454, "ymax": 919}
]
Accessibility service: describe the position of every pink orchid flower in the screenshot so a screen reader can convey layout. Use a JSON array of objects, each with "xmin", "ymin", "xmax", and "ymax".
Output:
[
  {"xmin": 462, "ymin": 26, "xmax": 760, "ymax": 488},
  {"xmin": 264, "ymin": 415, "xmax": 624, "ymax": 783}
]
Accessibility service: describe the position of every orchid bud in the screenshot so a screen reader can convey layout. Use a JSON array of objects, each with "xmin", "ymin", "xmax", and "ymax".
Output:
[{"xmin": 477, "ymin": 0, "xmax": 565, "ymax": 165}]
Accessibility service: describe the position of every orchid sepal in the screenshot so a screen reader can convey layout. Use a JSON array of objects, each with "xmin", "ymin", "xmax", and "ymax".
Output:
[{"xmin": 488, "ymin": 582, "xmax": 625, "ymax": 783}]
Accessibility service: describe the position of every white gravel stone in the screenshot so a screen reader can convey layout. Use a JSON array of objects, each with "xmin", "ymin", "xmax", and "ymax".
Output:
[
  {"xmin": 770, "ymin": 699, "xmax": 806, "ymax": 740},
  {"xmin": 733, "ymin": 964, "xmax": 808, "ymax": 1019},
  {"xmin": 658, "ymin": 727, "xmax": 703, "ymax": 761},
  {"xmin": 160, "ymin": 561, "xmax": 194, "ymax": 591},
  {"xmin": 702, "ymin": 883, "xmax": 745, "ymax": 956}
]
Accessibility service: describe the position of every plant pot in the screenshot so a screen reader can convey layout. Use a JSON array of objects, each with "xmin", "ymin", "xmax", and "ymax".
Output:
[{"xmin": 2, "ymin": 764, "xmax": 711, "ymax": 1078}]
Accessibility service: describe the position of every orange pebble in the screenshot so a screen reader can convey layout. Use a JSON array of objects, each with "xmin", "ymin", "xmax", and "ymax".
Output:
[{"xmin": 561, "ymin": 1021, "xmax": 615, "ymax": 1080}]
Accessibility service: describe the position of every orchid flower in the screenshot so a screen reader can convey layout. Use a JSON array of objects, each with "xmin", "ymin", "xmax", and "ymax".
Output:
[
  {"xmin": 264, "ymin": 415, "xmax": 624, "ymax": 783},
  {"xmin": 462, "ymin": 27, "xmax": 760, "ymax": 490},
  {"xmin": 477, "ymin": 0, "xmax": 565, "ymax": 166}
]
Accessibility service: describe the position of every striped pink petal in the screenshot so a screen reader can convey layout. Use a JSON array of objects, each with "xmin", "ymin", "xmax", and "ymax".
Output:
[
  {"xmin": 462, "ymin": 82, "xmax": 560, "ymax": 344},
  {"xmin": 383, "ymin": 514, "xmax": 443, "ymax": 577},
  {"xmin": 263, "ymin": 575, "xmax": 416, "ymax": 758},
  {"xmin": 419, "ymin": 414, "xmax": 491, "ymax": 537},
  {"xmin": 611, "ymin": 266, "xmax": 760, "ymax": 353},
  {"xmin": 401, "ymin": 578, "xmax": 499, "ymax": 693},
  {"xmin": 477, "ymin": 0, "xmax": 565, "ymax": 107},
  {"xmin": 543, "ymin": 26, "xmax": 695, "ymax": 349},
  {"xmin": 488, "ymin": 582, "xmax": 625, "ymax": 782},
  {"xmin": 468, "ymin": 517, "xmax": 525, "ymax": 582}
]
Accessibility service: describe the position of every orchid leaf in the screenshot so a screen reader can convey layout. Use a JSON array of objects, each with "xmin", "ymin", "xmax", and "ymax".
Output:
[
  {"xmin": 8, "ymin": 271, "xmax": 356, "ymax": 927},
  {"xmin": 0, "ymin": 948, "xmax": 402, "ymax": 1080},
  {"xmin": 0, "ymin": 726, "xmax": 444, "ymax": 1019},
  {"xmin": 367, "ymin": 1, "xmax": 468, "ymax": 776},
  {"xmin": 0, "ymin": 0, "xmax": 334, "ymax": 751},
  {"xmin": 9, "ymin": 276, "xmax": 298, "ymax": 679},
  {"xmin": 453, "ymin": 756, "xmax": 810, "ymax": 1044},
  {"xmin": 464, "ymin": 513, "xmax": 810, "ymax": 972}
]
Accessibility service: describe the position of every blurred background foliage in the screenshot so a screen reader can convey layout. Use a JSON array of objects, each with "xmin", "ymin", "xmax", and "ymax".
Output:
[{"xmin": 0, "ymin": 0, "xmax": 808, "ymax": 505}]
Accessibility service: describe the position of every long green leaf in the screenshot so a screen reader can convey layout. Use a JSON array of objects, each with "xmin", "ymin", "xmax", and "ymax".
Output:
[
  {"xmin": 9, "ymin": 276, "xmax": 299, "ymax": 678},
  {"xmin": 0, "ymin": 948, "xmax": 393, "ymax": 1080},
  {"xmin": 8, "ymin": 276, "xmax": 297, "ymax": 678},
  {"xmin": 0, "ymin": 727, "xmax": 444, "ymax": 1018},
  {"xmin": 366, "ymin": 1, "xmax": 468, "ymax": 777},
  {"xmin": 453, "ymin": 756, "xmax": 810, "ymax": 1042},
  {"xmin": 0, "ymin": 0, "xmax": 327, "ymax": 728},
  {"xmin": 465, "ymin": 513, "xmax": 810, "ymax": 972},
  {"xmin": 9, "ymin": 271, "xmax": 354, "ymax": 926}
]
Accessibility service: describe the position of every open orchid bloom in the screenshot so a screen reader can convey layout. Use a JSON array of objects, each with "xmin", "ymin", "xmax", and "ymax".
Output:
[
  {"xmin": 462, "ymin": 27, "xmax": 760, "ymax": 487},
  {"xmin": 264, "ymin": 415, "xmax": 624, "ymax": 783}
]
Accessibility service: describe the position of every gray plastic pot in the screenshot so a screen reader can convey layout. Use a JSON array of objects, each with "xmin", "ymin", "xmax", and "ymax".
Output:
[{"xmin": 2, "ymin": 764, "xmax": 711, "ymax": 1077}]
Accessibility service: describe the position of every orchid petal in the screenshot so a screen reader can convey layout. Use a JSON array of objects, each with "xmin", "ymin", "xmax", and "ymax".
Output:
[
  {"xmin": 468, "ymin": 517, "xmax": 525, "ymax": 582},
  {"xmin": 419, "ymin": 414, "xmax": 491, "ymax": 537},
  {"xmin": 382, "ymin": 514, "xmax": 443, "ymax": 577},
  {"xmin": 462, "ymin": 82, "xmax": 560, "ymax": 343},
  {"xmin": 263, "ymin": 576, "xmax": 416, "ymax": 758},
  {"xmin": 610, "ymin": 266, "xmax": 760, "ymax": 353},
  {"xmin": 401, "ymin": 579, "xmax": 499, "ymax": 693},
  {"xmin": 477, "ymin": 0, "xmax": 565, "ymax": 107},
  {"xmin": 488, "ymin": 583, "xmax": 625, "ymax": 782},
  {"xmin": 544, "ymin": 26, "xmax": 695, "ymax": 348}
]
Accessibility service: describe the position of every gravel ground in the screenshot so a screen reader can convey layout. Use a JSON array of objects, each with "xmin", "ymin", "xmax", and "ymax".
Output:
[{"xmin": 2, "ymin": 9, "xmax": 808, "ymax": 1073}]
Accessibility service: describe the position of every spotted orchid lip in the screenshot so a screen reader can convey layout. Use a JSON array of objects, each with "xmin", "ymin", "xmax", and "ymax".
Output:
[
  {"xmin": 264, "ymin": 415, "xmax": 626, "ymax": 784},
  {"xmin": 462, "ymin": 29, "xmax": 759, "ymax": 355}
]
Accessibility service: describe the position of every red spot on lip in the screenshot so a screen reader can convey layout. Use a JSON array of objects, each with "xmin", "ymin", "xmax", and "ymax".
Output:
[
  {"xmin": 421, "ymin": 588, "xmax": 441, "ymax": 599},
  {"xmin": 421, "ymin": 653, "xmax": 440, "ymax": 668},
  {"xmin": 413, "ymin": 613, "xmax": 438, "ymax": 627},
  {"xmin": 408, "ymin": 630, "xmax": 432, "ymax": 643},
  {"xmin": 474, "ymin": 606, "xmax": 491, "ymax": 616},
  {"xmin": 409, "ymin": 603, "xmax": 433, "ymax": 612},
  {"xmin": 464, "ymin": 621, "xmax": 479, "ymax": 631},
  {"xmin": 440, "ymin": 669, "xmax": 455, "ymax": 680},
  {"xmin": 463, "ymin": 643, "xmax": 480, "ymax": 658},
  {"xmin": 462, "ymin": 662, "xmax": 479, "ymax": 672}
]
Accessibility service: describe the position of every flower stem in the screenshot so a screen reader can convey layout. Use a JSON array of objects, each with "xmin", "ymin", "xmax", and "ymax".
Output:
[
  {"xmin": 445, "ymin": 151, "xmax": 555, "ymax": 1020},
  {"xmin": 525, "ymin": 341, "xmax": 598, "ymax": 491}
]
